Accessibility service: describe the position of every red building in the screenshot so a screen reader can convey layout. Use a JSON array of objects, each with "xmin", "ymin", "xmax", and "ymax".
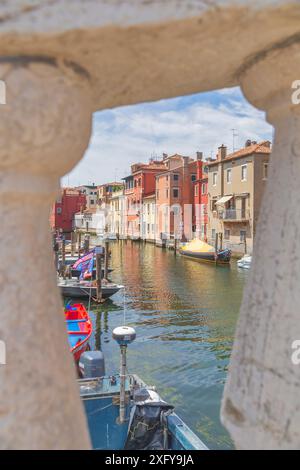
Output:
[
  {"xmin": 123, "ymin": 160, "xmax": 167, "ymax": 238},
  {"xmin": 192, "ymin": 153, "xmax": 208, "ymax": 240},
  {"xmin": 50, "ymin": 188, "xmax": 86, "ymax": 238}
]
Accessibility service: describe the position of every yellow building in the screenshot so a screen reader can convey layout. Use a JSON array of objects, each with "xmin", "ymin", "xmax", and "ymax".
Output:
[{"xmin": 207, "ymin": 140, "xmax": 271, "ymax": 255}]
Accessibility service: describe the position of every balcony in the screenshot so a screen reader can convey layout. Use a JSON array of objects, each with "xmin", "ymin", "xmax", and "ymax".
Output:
[{"xmin": 218, "ymin": 208, "xmax": 249, "ymax": 222}]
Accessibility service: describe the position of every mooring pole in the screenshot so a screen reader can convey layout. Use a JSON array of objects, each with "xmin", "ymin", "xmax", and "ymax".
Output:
[
  {"xmin": 71, "ymin": 231, "xmax": 75, "ymax": 257},
  {"xmin": 219, "ymin": 232, "xmax": 223, "ymax": 250},
  {"xmin": 215, "ymin": 233, "xmax": 219, "ymax": 265},
  {"xmin": 62, "ymin": 235, "xmax": 66, "ymax": 279},
  {"xmin": 104, "ymin": 240, "xmax": 109, "ymax": 280},
  {"xmin": 96, "ymin": 249, "xmax": 102, "ymax": 303},
  {"xmin": 78, "ymin": 231, "xmax": 82, "ymax": 257}
]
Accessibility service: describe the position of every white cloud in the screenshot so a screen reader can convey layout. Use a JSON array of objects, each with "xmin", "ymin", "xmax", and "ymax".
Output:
[{"xmin": 62, "ymin": 87, "xmax": 273, "ymax": 186}]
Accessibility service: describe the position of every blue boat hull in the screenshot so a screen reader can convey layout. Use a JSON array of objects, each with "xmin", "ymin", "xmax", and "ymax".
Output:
[{"xmin": 79, "ymin": 375, "xmax": 207, "ymax": 451}]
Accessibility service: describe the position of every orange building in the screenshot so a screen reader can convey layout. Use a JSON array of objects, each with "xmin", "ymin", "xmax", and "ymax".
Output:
[
  {"xmin": 123, "ymin": 160, "xmax": 167, "ymax": 239},
  {"xmin": 155, "ymin": 154, "xmax": 199, "ymax": 243}
]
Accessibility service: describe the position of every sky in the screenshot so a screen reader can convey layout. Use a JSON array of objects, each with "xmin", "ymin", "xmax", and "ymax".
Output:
[{"xmin": 62, "ymin": 86, "xmax": 273, "ymax": 187}]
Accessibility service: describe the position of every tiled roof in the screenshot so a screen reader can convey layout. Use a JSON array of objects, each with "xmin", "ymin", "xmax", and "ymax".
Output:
[{"xmin": 207, "ymin": 141, "xmax": 271, "ymax": 166}]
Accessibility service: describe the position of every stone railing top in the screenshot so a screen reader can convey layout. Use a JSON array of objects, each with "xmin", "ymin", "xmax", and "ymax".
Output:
[{"xmin": 0, "ymin": 1, "xmax": 299, "ymax": 110}]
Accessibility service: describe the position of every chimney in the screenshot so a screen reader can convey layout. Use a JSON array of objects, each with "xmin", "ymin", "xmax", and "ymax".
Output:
[
  {"xmin": 196, "ymin": 151, "xmax": 203, "ymax": 161},
  {"xmin": 162, "ymin": 153, "xmax": 168, "ymax": 160},
  {"xmin": 262, "ymin": 140, "xmax": 271, "ymax": 148},
  {"xmin": 218, "ymin": 144, "xmax": 227, "ymax": 160}
]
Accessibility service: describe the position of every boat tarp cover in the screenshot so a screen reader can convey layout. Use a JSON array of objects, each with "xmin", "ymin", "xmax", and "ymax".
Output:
[
  {"xmin": 180, "ymin": 239, "xmax": 215, "ymax": 254},
  {"xmin": 125, "ymin": 403, "xmax": 174, "ymax": 450}
]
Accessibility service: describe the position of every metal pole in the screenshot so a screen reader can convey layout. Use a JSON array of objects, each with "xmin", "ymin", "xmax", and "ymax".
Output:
[{"xmin": 119, "ymin": 345, "xmax": 127, "ymax": 424}]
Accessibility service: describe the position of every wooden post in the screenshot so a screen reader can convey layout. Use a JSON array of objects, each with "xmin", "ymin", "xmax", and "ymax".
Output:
[
  {"xmin": 214, "ymin": 232, "xmax": 219, "ymax": 252},
  {"xmin": 219, "ymin": 232, "xmax": 223, "ymax": 250},
  {"xmin": 71, "ymin": 231, "xmax": 75, "ymax": 256},
  {"xmin": 174, "ymin": 237, "xmax": 177, "ymax": 255},
  {"xmin": 96, "ymin": 250, "xmax": 102, "ymax": 303},
  {"xmin": 78, "ymin": 231, "xmax": 82, "ymax": 257},
  {"xmin": 83, "ymin": 234, "xmax": 90, "ymax": 254},
  {"xmin": 244, "ymin": 235, "xmax": 247, "ymax": 255},
  {"xmin": 62, "ymin": 235, "xmax": 66, "ymax": 279},
  {"xmin": 104, "ymin": 240, "xmax": 109, "ymax": 280}
]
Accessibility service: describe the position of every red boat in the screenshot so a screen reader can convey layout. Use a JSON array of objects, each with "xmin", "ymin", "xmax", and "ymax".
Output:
[{"xmin": 65, "ymin": 303, "xmax": 92, "ymax": 362}]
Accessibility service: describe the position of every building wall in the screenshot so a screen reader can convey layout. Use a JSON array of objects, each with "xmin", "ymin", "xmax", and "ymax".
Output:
[
  {"xmin": 51, "ymin": 189, "xmax": 86, "ymax": 236},
  {"xmin": 207, "ymin": 144, "xmax": 271, "ymax": 254},
  {"xmin": 142, "ymin": 195, "xmax": 156, "ymax": 241}
]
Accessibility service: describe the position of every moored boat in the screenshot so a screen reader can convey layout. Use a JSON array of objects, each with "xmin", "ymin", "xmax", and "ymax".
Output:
[
  {"xmin": 179, "ymin": 239, "xmax": 231, "ymax": 264},
  {"xmin": 237, "ymin": 254, "xmax": 252, "ymax": 269},
  {"xmin": 58, "ymin": 277, "xmax": 123, "ymax": 299},
  {"xmin": 79, "ymin": 325, "xmax": 208, "ymax": 450},
  {"xmin": 65, "ymin": 303, "xmax": 92, "ymax": 362}
]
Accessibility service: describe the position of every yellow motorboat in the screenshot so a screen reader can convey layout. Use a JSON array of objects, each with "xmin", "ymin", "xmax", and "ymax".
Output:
[{"xmin": 179, "ymin": 239, "xmax": 231, "ymax": 264}]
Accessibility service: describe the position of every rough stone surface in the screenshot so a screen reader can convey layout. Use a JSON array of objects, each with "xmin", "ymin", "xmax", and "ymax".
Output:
[
  {"xmin": 0, "ymin": 61, "xmax": 92, "ymax": 449},
  {"xmin": 221, "ymin": 44, "xmax": 300, "ymax": 449},
  {"xmin": 0, "ymin": 1, "xmax": 300, "ymax": 109},
  {"xmin": 0, "ymin": 0, "xmax": 300, "ymax": 450}
]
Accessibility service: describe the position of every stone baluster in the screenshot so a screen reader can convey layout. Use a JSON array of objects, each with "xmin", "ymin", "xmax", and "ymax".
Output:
[
  {"xmin": 0, "ymin": 58, "xmax": 93, "ymax": 449},
  {"xmin": 222, "ymin": 43, "xmax": 300, "ymax": 449}
]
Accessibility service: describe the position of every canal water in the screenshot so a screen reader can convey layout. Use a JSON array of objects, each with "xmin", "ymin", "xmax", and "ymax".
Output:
[{"xmin": 86, "ymin": 241, "xmax": 248, "ymax": 450}]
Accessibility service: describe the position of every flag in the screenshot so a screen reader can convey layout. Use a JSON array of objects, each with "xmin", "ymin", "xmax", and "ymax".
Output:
[{"xmin": 72, "ymin": 250, "xmax": 95, "ymax": 279}]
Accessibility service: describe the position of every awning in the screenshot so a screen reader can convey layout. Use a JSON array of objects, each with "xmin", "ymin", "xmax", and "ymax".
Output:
[{"xmin": 216, "ymin": 195, "xmax": 233, "ymax": 205}]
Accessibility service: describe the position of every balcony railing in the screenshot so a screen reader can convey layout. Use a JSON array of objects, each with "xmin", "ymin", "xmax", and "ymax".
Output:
[{"xmin": 217, "ymin": 208, "xmax": 249, "ymax": 221}]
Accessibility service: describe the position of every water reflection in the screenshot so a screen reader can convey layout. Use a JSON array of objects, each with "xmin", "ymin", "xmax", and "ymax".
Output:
[{"xmin": 86, "ymin": 241, "xmax": 247, "ymax": 449}]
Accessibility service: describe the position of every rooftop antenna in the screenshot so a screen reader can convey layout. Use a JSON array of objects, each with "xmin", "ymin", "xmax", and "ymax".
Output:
[
  {"xmin": 112, "ymin": 325, "xmax": 136, "ymax": 424},
  {"xmin": 231, "ymin": 128, "xmax": 238, "ymax": 152}
]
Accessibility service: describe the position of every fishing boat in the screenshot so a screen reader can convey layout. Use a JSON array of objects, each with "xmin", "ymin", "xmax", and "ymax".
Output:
[
  {"xmin": 237, "ymin": 254, "xmax": 252, "ymax": 269},
  {"xmin": 79, "ymin": 326, "xmax": 208, "ymax": 450},
  {"xmin": 179, "ymin": 239, "xmax": 231, "ymax": 264},
  {"xmin": 65, "ymin": 303, "xmax": 92, "ymax": 362},
  {"xmin": 58, "ymin": 277, "xmax": 123, "ymax": 299}
]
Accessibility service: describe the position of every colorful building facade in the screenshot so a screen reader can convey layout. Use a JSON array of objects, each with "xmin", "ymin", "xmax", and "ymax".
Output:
[
  {"xmin": 50, "ymin": 188, "xmax": 86, "ymax": 237},
  {"xmin": 155, "ymin": 154, "xmax": 198, "ymax": 244},
  {"xmin": 207, "ymin": 141, "xmax": 271, "ymax": 254}
]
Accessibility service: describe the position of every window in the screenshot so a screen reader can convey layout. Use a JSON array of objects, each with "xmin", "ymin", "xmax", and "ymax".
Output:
[
  {"xmin": 191, "ymin": 174, "xmax": 196, "ymax": 182},
  {"xmin": 156, "ymin": 189, "xmax": 159, "ymax": 199},
  {"xmin": 213, "ymin": 172, "xmax": 217, "ymax": 186},
  {"xmin": 240, "ymin": 230, "xmax": 246, "ymax": 242},
  {"xmin": 241, "ymin": 164, "xmax": 247, "ymax": 181},
  {"xmin": 166, "ymin": 189, "xmax": 169, "ymax": 198},
  {"xmin": 202, "ymin": 183, "xmax": 206, "ymax": 195},
  {"xmin": 56, "ymin": 207, "xmax": 62, "ymax": 214},
  {"xmin": 224, "ymin": 229, "xmax": 230, "ymax": 240},
  {"xmin": 147, "ymin": 223, "xmax": 150, "ymax": 233},
  {"xmin": 173, "ymin": 174, "xmax": 179, "ymax": 181},
  {"xmin": 173, "ymin": 188, "xmax": 179, "ymax": 198},
  {"xmin": 263, "ymin": 162, "xmax": 268, "ymax": 180},
  {"xmin": 211, "ymin": 229, "xmax": 216, "ymax": 240},
  {"xmin": 226, "ymin": 168, "xmax": 232, "ymax": 184},
  {"xmin": 194, "ymin": 185, "xmax": 198, "ymax": 196},
  {"xmin": 166, "ymin": 175, "xmax": 169, "ymax": 182}
]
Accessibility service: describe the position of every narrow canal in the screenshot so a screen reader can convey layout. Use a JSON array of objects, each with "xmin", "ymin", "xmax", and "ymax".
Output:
[{"xmin": 87, "ymin": 241, "xmax": 248, "ymax": 450}]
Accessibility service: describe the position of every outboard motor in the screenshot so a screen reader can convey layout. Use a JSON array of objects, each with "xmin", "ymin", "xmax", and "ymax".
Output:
[{"xmin": 79, "ymin": 351, "xmax": 105, "ymax": 379}]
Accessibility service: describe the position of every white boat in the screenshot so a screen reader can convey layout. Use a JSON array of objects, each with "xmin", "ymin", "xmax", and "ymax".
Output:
[{"xmin": 237, "ymin": 254, "xmax": 252, "ymax": 269}]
